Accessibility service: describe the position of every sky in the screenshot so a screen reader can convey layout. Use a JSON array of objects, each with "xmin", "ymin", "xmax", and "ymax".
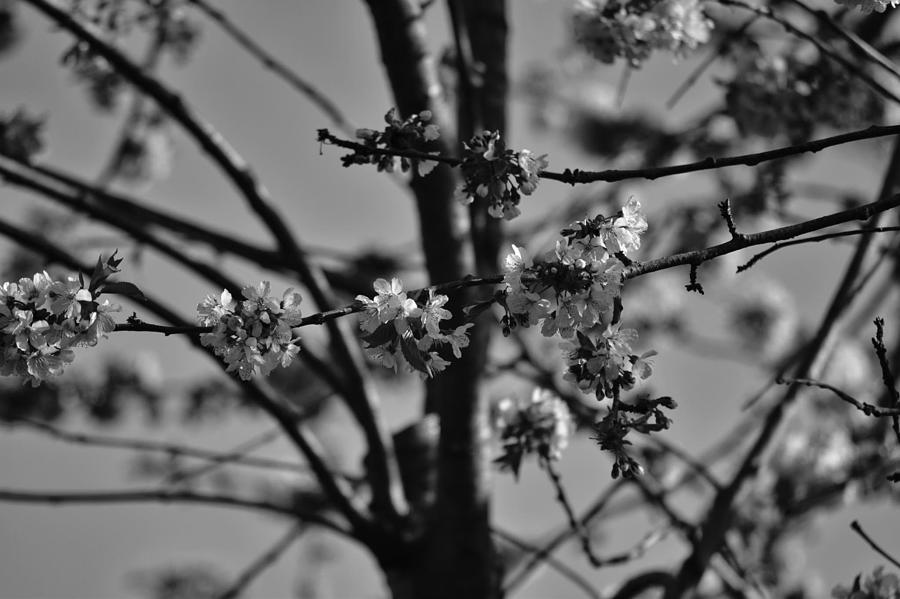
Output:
[{"xmin": 1, "ymin": 1, "xmax": 899, "ymax": 598}]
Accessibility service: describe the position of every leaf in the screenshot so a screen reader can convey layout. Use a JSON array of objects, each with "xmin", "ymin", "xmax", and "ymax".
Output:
[
  {"xmin": 399, "ymin": 335, "xmax": 431, "ymax": 376},
  {"xmin": 361, "ymin": 323, "xmax": 396, "ymax": 347},
  {"xmin": 462, "ymin": 298, "xmax": 496, "ymax": 320},
  {"xmin": 98, "ymin": 281, "xmax": 147, "ymax": 302}
]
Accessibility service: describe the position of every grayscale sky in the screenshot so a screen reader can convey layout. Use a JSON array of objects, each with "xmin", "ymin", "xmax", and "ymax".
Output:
[{"xmin": 0, "ymin": 1, "xmax": 897, "ymax": 598}]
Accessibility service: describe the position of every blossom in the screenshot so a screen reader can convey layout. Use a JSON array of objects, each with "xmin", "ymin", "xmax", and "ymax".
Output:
[
  {"xmin": 572, "ymin": 0, "xmax": 713, "ymax": 68},
  {"xmin": 833, "ymin": 0, "xmax": 899, "ymax": 12},
  {"xmin": 724, "ymin": 51, "xmax": 884, "ymax": 142},
  {"xmin": 832, "ymin": 566, "xmax": 900, "ymax": 598},
  {"xmin": 355, "ymin": 277, "xmax": 420, "ymax": 334},
  {"xmin": 340, "ymin": 108, "xmax": 441, "ymax": 175},
  {"xmin": 0, "ymin": 270, "xmax": 120, "ymax": 386},
  {"xmin": 562, "ymin": 325, "xmax": 655, "ymax": 398},
  {"xmin": 455, "ymin": 131, "xmax": 549, "ymax": 220},
  {"xmin": 501, "ymin": 198, "xmax": 642, "ymax": 341},
  {"xmin": 356, "ymin": 278, "xmax": 472, "ymax": 377},
  {"xmin": 493, "ymin": 388, "xmax": 574, "ymax": 477},
  {"xmin": 727, "ymin": 279, "xmax": 797, "ymax": 361},
  {"xmin": 197, "ymin": 283, "xmax": 303, "ymax": 381}
]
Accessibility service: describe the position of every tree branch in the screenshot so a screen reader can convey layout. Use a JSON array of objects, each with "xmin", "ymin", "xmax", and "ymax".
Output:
[
  {"xmin": 185, "ymin": 0, "xmax": 355, "ymax": 135},
  {"xmin": 217, "ymin": 522, "xmax": 307, "ymax": 599},
  {"xmin": 5, "ymin": 418, "xmax": 316, "ymax": 476},
  {"xmin": 491, "ymin": 527, "xmax": 601, "ymax": 599},
  {"xmin": 0, "ymin": 488, "xmax": 352, "ymax": 533},
  {"xmin": 0, "ymin": 217, "xmax": 371, "ymax": 536},
  {"xmin": 322, "ymin": 121, "xmax": 900, "ymax": 187},
  {"xmin": 23, "ymin": 3, "xmax": 402, "ymax": 520},
  {"xmin": 662, "ymin": 136, "xmax": 900, "ymax": 598}
]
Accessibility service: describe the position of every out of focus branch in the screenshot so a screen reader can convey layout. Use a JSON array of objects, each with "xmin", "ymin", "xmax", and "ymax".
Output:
[
  {"xmin": 217, "ymin": 522, "xmax": 308, "ymax": 599},
  {"xmin": 185, "ymin": 0, "xmax": 355, "ymax": 135}
]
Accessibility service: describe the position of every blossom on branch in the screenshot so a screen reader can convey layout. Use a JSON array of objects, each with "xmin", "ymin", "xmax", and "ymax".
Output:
[
  {"xmin": 348, "ymin": 108, "xmax": 440, "ymax": 176},
  {"xmin": 356, "ymin": 278, "xmax": 472, "ymax": 377},
  {"xmin": 455, "ymin": 131, "xmax": 549, "ymax": 220},
  {"xmin": 492, "ymin": 387, "xmax": 574, "ymax": 478},
  {"xmin": 197, "ymin": 283, "xmax": 303, "ymax": 381},
  {"xmin": 0, "ymin": 268, "xmax": 120, "ymax": 386},
  {"xmin": 501, "ymin": 198, "xmax": 655, "ymax": 400}
]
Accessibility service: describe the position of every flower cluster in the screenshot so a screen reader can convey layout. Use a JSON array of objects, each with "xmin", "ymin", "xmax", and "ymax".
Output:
[
  {"xmin": 1, "ymin": 271, "xmax": 118, "ymax": 386},
  {"xmin": 562, "ymin": 326, "xmax": 656, "ymax": 397},
  {"xmin": 492, "ymin": 388, "xmax": 574, "ymax": 478},
  {"xmin": 502, "ymin": 199, "xmax": 653, "ymax": 398},
  {"xmin": 572, "ymin": 0, "xmax": 713, "ymax": 68},
  {"xmin": 832, "ymin": 566, "xmax": 900, "ymax": 598},
  {"xmin": 355, "ymin": 278, "xmax": 472, "ymax": 377},
  {"xmin": 724, "ymin": 51, "xmax": 884, "ymax": 142},
  {"xmin": 197, "ymin": 282, "xmax": 303, "ymax": 381},
  {"xmin": 455, "ymin": 130, "xmax": 549, "ymax": 220},
  {"xmin": 349, "ymin": 108, "xmax": 441, "ymax": 176},
  {"xmin": 834, "ymin": 0, "xmax": 899, "ymax": 12}
]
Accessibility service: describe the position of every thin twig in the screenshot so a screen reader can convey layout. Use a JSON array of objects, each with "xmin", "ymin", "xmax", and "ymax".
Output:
[
  {"xmin": 0, "ymin": 488, "xmax": 353, "ymax": 534},
  {"xmin": 321, "ymin": 122, "xmax": 900, "ymax": 186},
  {"xmin": 872, "ymin": 317, "xmax": 900, "ymax": 444},
  {"xmin": 716, "ymin": 0, "xmax": 900, "ymax": 106},
  {"xmin": 777, "ymin": 377, "xmax": 900, "ymax": 417},
  {"xmin": 542, "ymin": 458, "xmax": 603, "ymax": 567},
  {"xmin": 0, "ymin": 216, "xmax": 371, "ymax": 535},
  {"xmin": 785, "ymin": 0, "xmax": 900, "ymax": 88},
  {"xmin": 503, "ymin": 480, "xmax": 627, "ymax": 594},
  {"xmin": 851, "ymin": 520, "xmax": 900, "ymax": 570},
  {"xmin": 662, "ymin": 136, "xmax": 900, "ymax": 599},
  {"xmin": 185, "ymin": 0, "xmax": 355, "ymax": 135},
  {"xmin": 666, "ymin": 16, "xmax": 758, "ymax": 109},
  {"xmin": 492, "ymin": 527, "xmax": 602, "ymax": 599},
  {"xmin": 217, "ymin": 522, "xmax": 307, "ymax": 599},
  {"xmin": 6, "ymin": 418, "xmax": 309, "ymax": 476},
  {"xmin": 737, "ymin": 226, "xmax": 900, "ymax": 272}
]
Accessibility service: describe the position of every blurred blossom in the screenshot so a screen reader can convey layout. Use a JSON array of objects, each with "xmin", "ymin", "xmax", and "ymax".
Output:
[
  {"xmin": 772, "ymin": 416, "xmax": 855, "ymax": 486},
  {"xmin": 834, "ymin": 0, "xmax": 899, "ymax": 12},
  {"xmin": 727, "ymin": 278, "xmax": 797, "ymax": 360},
  {"xmin": 832, "ymin": 566, "xmax": 900, "ymax": 598},
  {"xmin": 0, "ymin": 108, "xmax": 45, "ymax": 162},
  {"xmin": 492, "ymin": 387, "xmax": 574, "ymax": 478},
  {"xmin": 572, "ymin": 0, "xmax": 713, "ymax": 68},
  {"xmin": 724, "ymin": 50, "xmax": 884, "ymax": 142},
  {"xmin": 821, "ymin": 340, "xmax": 878, "ymax": 397}
]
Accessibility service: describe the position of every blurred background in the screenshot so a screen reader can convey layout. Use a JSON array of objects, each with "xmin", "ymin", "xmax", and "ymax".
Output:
[{"xmin": 1, "ymin": 0, "xmax": 899, "ymax": 597}]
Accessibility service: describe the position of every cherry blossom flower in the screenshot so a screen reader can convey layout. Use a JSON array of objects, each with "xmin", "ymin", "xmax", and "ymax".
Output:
[
  {"xmin": 197, "ymin": 283, "xmax": 303, "ymax": 381},
  {"xmin": 356, "ymin": 278, "xmax": 473, "ymax": 377},
  {"xmin": 0, "ymin": 270, "xmax": 121, "ymax": 386},
  {"xmin": 456, "ymin": 131, "xmax": 549, "ymax": 220}
]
